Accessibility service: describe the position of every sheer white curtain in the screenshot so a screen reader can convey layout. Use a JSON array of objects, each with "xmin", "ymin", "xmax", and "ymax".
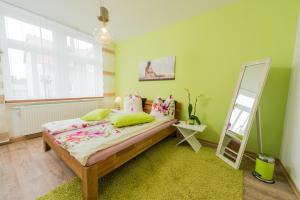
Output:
[{"xmin": 0, "ymin": 2, "xmax": 103, "ymax": 101}]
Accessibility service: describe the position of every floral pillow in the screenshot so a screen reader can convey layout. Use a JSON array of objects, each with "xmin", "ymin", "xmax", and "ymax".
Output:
[
  {"xmin": 162, "ymin": 95, "xmax": 175, "ymax": 118},
  {"xmin": 150, "ymin": 95, "xmax": 175, "ymax": 118},
  {"xmin": 124, "ymin": 94, "xmax": 143, "ymax": 113},
  {"xmin": 150, "ymin": 97, "xmax": 164, "ymax": 117}
]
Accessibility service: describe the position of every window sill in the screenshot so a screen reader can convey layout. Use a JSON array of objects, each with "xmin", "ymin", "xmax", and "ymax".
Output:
[{"xmin": 5, "ymin": 96, "xmax": 104, "ymax": 105}]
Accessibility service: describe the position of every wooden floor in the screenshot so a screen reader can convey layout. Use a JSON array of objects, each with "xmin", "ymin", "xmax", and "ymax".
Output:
[
  {"xmin": 0, "ymin": 137, "xmax": 298, "ymax": 200},
  {"xmin": 243, "ymin": 159, "xmax": 297, "ymax": 200}
]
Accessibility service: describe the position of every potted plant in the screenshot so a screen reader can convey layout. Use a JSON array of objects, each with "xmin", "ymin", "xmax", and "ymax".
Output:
[{"xmin": 185, "ymin": 89, "xmax": 201, "ymax": 125}]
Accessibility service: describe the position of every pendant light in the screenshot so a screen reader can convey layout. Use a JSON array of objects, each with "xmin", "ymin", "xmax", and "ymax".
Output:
[{"xmin": 93, "ymin": 0, "xmax": 112, "ymax": 45}]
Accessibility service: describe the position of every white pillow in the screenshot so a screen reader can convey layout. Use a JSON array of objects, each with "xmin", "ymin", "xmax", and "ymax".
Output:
[{"xmin": 124, "ymin": 94, "xmax": 143, "ymax": 113}]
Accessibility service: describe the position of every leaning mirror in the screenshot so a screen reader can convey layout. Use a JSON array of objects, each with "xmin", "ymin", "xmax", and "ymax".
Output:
[{"xmin": 216, "ymin": 58, "xmax": 271, "ymax": 169}]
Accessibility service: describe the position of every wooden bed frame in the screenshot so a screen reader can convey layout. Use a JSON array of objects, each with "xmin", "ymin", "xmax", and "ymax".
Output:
[{"xmin": 42, "ymin": 100, "xmax": 181, "ymax": 200}]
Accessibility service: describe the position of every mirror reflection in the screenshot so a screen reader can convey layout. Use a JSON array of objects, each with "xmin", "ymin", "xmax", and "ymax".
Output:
[
  {"xmin": 227, "ymin": 64, "xmax": 267, "ymax": 138},
  {"xmin": 220, "ymin": 134, "xmax": 242, "ymax": 162}
]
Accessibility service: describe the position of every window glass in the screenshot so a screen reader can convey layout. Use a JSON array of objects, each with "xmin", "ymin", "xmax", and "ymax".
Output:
[{"xmin": 0, "ymin": 2, "xmax": 103, "ymax": 101}]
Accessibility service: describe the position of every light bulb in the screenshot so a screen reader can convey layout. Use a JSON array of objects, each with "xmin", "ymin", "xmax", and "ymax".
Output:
[
  {"xmin": 93, "ymin": 22, "xmax": 112, "ymax": 45},
  {"xmin": 101, "ymin": 27, "xmax": 108, "ymax": 33}
]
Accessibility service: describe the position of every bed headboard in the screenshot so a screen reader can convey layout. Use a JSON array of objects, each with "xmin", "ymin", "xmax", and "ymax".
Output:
[{"xmin": 143, "ymin": 99, "xmax": 181, "ymax": 119}]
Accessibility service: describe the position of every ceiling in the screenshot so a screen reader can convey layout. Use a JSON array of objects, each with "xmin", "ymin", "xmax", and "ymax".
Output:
[{"xmin": 3, "ymin": 0, "xmax": 237, "ymax": 41}]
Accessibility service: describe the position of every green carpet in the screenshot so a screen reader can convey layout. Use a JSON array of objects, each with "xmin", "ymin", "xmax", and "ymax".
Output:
[{"xmin": 38, "ymin": 138, "xmax": 243, "ymax": 200}]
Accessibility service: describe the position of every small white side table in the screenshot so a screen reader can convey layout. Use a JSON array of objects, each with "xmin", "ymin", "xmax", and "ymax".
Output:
[{"xmin": 173, "ymin": 121, "xmax": 207, "ymax": 152}]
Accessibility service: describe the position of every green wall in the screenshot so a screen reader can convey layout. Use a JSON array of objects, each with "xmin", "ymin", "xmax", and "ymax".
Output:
[{"xmin": 115, "ymin": 0, "xmax": 300, "ymax": 157}]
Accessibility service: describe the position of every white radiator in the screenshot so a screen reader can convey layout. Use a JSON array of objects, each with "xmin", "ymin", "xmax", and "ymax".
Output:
[{"xmin": 8, "ymin": 100, "xmax": 99, "ymax": 136}]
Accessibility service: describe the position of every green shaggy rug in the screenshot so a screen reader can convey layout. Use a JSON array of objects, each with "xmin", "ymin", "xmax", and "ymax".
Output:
[{"xmin": 38, "ymin": 138, "xmax": 243, "ymax": 200}]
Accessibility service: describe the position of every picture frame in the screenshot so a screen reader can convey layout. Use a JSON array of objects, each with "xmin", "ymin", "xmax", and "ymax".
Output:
[{"xmin": 138, "ymin": 56, "xmax": 175, "ymax": 81}]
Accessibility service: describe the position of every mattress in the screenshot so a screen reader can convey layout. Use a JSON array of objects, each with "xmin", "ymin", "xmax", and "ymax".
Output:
[
  {"xmin": 86, "ymin": 119, "xmax": 177, "ymax": 166},
  {"xmin": 45, "ymin": 118, "xmax": 177, "ymax": 166}
]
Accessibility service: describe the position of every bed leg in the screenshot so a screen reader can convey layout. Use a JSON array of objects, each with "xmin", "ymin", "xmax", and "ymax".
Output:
[
  {"xmin": 82, "ymin": 166, "xmax": 98, "ymax": 200},
  {"xmin": 43, "ymin": 138, "xmax": 51, "ymax": 152}
]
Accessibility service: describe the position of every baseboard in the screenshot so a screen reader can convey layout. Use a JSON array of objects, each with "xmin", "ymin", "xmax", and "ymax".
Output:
[
  {"xmin": 0, "ymin": 132, "xmax": 42, "ymax": 146},
  {"xmin": 0, "ymin": 132, "xmax": 9, "ymax": 145},
  {"xmin": 199, "ymin": 138, "xmax": 218, "ymax": 148},
  {"xmin": 277, "ymin": 159, "xmax": 300, "ymax": 200},
  {"xmin": 10, "ymin": 132, "xmax": 42, "ymax": 142}
]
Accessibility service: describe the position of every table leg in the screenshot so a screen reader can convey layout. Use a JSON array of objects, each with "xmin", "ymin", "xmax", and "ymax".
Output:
[{"xmin": 176, "ymin": 128, "xmax": 202, "ymax": 152}]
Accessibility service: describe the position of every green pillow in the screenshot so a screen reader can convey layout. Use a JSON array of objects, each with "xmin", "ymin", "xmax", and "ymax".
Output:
[
  {"xmin": 112, "ymin": 112, "xmax": 155, "ymax": 128},
  {"xmin": 81, "ymin": 109, "xmax": 111, "ymax": 121}
]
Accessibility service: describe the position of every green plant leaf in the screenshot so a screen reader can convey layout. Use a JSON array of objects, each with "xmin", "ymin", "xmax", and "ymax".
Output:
[
  {"xmin": 191, "ymin": 115, "xmax": 201, "ymax": 125},
  {"xmin": 188, "ymin": 103, "xmax": 193, "ymax": 117}
]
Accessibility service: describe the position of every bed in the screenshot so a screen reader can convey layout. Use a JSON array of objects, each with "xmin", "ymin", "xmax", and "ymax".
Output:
[{"xmin": 42, "ymin": 99, "xmax": 181, "ymax": 200}]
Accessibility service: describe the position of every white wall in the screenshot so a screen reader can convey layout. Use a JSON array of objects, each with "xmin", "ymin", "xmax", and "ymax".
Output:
[{"xmin": 280, "ymin": 13, "xmax": 300, "ymax": 190}]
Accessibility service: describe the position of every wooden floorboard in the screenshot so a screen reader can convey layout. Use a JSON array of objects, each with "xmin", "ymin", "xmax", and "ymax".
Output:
[
  {"xmin": 0, "ymin": 137, "xmax": 298, "ymax": 200},
  {"xmin": 242, "ymin": 157, "xmax": 298, "ymax": 200}
]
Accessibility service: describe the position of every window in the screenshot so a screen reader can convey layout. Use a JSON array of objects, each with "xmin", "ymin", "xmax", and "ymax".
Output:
[{"xmin": 0, "ymin": 2, "xmax": 103, "ymax": 101}]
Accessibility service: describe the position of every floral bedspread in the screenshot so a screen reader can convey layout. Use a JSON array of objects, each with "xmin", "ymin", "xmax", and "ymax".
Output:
[
  {"xmin": 55, "ymin": 122, "xmax": 120, "ymax": 149},
  {"xmin": 42, "ymin": 118, "xmax": 108, "ymax": 135},
  {"xmin": 51, "ymin": 116, "xmax": 172, "ymax": 165}
]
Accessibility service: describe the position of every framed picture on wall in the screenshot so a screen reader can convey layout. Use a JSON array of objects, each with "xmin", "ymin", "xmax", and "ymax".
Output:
[{"xmin": 138, "ymin": 56, "xmax": 175, "ymax": 81}]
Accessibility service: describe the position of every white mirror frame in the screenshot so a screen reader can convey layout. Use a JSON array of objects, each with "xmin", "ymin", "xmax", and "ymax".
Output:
[{"xmin": 216, "ymin": 58, "xmax": 271, "ymax": 169}]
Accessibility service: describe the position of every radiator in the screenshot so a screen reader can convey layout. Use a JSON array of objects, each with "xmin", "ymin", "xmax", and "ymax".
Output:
[{"xmin": 8, "ymin": 100, "xmax": 99, "ymax": 136}]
